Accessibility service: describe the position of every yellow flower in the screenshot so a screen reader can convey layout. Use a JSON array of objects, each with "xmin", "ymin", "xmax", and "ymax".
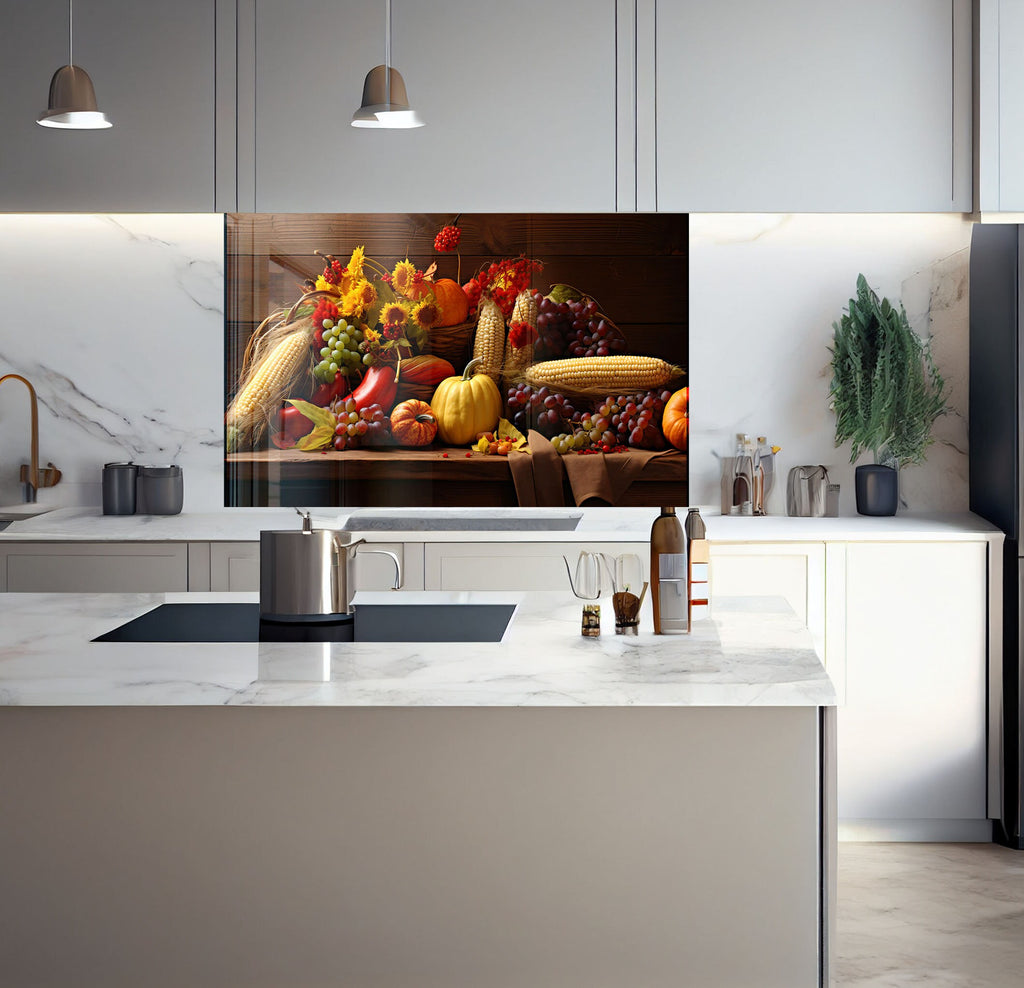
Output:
[
  {"xmin": 391, "ymin": 259, "xmax": 416, "ymax": 296},
  {"xmin": 340, "ymin": 278, "xmax": 375, "ymax": 318},
  {"xmin": 363, "ymin": 326, "xmax": 381, "ymax": 345},
  {"xmin": 411, "ymin": 298, "xmax": 440, "ymax": 331},
  {"xmin": 347, "ymin": 245, "xmax": 366, "ymax": 280},
  {"xmin": 315, "ymin": 275, "xmax": 341, "ymax": 295},
  {"xmin": 356, "ymin": 279, "xmax": 377, "ymax": 309},
  {"xmin": 381, "ymin": 301, "xmax": 408, "ymax": 327}
]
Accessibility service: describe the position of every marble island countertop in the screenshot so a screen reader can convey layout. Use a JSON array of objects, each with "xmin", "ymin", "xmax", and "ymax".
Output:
[
  {"xmin": 0, "ymin": 590, "xmax": 836, "ymax": 708},
  {"xmin": 0, "ymin": 505, "xmax": 1003, "ymax": 544}
]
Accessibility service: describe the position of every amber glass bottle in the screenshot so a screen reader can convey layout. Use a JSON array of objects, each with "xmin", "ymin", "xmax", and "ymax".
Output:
[{"xmin": 650, "ymin": 506, "xmax": 687, "ymax": 634}]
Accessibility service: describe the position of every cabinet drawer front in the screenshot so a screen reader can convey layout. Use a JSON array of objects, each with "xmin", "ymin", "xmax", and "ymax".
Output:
[{"xmin": 3, "ymin": 543, "xmax": 188, "ymax": 593}]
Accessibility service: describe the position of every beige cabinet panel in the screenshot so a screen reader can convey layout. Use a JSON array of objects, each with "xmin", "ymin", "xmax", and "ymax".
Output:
[
  {"xmin": 424, "ymin": 542, "xmax": 648, "ymax": 592},
  {"xmin": 1, "ymin": 543, "xmax": 188, "ymax": 593}
]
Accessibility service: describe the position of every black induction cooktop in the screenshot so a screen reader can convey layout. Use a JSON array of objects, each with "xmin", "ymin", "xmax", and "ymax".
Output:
[{"xmin": 93, "ymin": 602, "xmax": 516, "ymax": 644}]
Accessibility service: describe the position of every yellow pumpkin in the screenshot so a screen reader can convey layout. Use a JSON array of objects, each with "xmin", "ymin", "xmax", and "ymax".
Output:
[
  {"xmin": 662, "ymin": 386, "xmax": 689, "ymax": 451},
  {"xmin": 431, "ymin": 357, "xmax": 502, "ymax": 445}
]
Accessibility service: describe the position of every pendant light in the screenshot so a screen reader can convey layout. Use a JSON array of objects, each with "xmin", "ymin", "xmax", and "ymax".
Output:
[
  {"xmin": 351, "ymin": 0, "xmax": 423, "ymax": 129},
  {"xmin": 37, "ymin": 0, "xmax": 112, "ymax": 129}
]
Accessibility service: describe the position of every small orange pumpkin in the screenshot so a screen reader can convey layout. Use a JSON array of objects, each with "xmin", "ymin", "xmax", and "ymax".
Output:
[
  {"xmin": 432, "ymin": 278, "xmax": 470, "ymax": 327},
  {"xmin": 662, "ymin": 386, "xmax": 689, "ymax": 451},
  {"xmin": 390, "ymin": 399, "xmax": 438, "ymax": 447}
]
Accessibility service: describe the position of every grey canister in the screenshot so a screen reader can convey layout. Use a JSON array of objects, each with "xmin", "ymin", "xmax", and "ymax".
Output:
[
  {"xmin": 102, "ymin": 462, "xmax": 137, "ymax": 515},
  {"xmin": 136, "ymin": 465, "xmax": 184, "ymax": 515}
]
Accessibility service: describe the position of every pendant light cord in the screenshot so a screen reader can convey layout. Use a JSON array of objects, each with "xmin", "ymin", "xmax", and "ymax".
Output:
[
  {"xmin": 69, "ymin": 0, "xmax": 74, "ymax": 66},
  {"xmin": 384, "ymin": 0, "xmax": 391, "ymax": 106}
]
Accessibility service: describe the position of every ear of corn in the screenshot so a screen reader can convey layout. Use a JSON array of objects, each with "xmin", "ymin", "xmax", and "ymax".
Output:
[
  {"xmin": 226, "ymin": 324, "xmax": 313, "ymax": 448},
  {"xmin": 522, "ymin": 355, "xmax": 682, "ymax": 392},
  {"xmin": 502, "ymin": 290, "xmax": 538, "ymax": 392},
  {"xmin": 472, "ymin": 296, "xmax": 506, "ymax": 385}
]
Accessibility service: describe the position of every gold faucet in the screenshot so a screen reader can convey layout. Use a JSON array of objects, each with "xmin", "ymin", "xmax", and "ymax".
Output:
[{"xmin": 0, "ymin": 374, "xmax": 61, "ymax": 503}]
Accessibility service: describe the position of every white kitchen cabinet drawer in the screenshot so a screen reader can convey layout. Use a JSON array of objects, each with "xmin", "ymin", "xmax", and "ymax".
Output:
[
  {"xmin": 207, "ymin": 541, "xmax": 425, "ymax": 592},
  {"xmin": 0, "ymin": 543, "xmax": 188, "ymax": 593},
  {"xmin": 654, "ymin": 0, "xmax": 971, "ymax": 211},
  {"xmin": 837, "ymin": 541, "xmax": 989, "ymax": 840},
  {"xmin": 424, "ymin": 542, "xmax": 648, "ymax": 593},
  {"xmin": 244, "ymin": 0, "xmax": 616, "ymax": 211},
  {"xmin": 0, "ymin": 0, "xmax": 216, "ymax": 211}
]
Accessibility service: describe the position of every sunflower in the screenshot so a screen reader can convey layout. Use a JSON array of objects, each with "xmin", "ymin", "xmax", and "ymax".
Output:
[
  {"xmin": 347, "ymin": 245, "xmax": 366, "ymax": 280},
  {"xmin": 341, "ymin": 278, "xmax": 377, "ymax": 318},
  {"xmin": 363, "ymin": 326, "xmax": 381, "ymax": 346},
  {"xmin": 314, "ymin": 275, "xmax": 342, "ymax": 296},
  {"xmin": 391, "ymin": 259, "xmax": 416, "ymax": 296},
  {"xmin": 411, "ymin": 298, "xmax": 440, "ymax": 331},
  {"xmin": 381, "ymin": 301, "xmax": 408, "ymax": 327}
]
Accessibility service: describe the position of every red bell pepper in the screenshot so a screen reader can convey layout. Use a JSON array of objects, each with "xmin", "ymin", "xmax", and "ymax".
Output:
[
  {"xmin": 276, "ymin": 404, "xmax": 315, "ymax": 445},
  {"xmin": 310, "ymin": 371, "xmax": 348, "ymax": 407},
  {"xmin": 350, "ymin": 364, "xmax": 397, "ymax": 413}
]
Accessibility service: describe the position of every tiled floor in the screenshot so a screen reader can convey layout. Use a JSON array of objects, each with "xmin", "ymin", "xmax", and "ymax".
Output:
[{"xmin": 836, "ymin": 843, "xmax": 1024, "ymax": 986}]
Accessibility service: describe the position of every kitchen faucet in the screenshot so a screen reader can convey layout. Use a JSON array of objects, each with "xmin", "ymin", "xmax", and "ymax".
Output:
[{"xmin": 0, "ymin": 374, "xmax": 61, "ymax": 503}]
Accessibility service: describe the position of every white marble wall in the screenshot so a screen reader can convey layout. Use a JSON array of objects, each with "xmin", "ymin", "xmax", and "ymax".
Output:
[
  {"xmin": 0, "ymin": 215, "xmax": 224, "ymax": 511},
  {"xmin": 0, "ymin": 212, "xmax": 975, "ymax": 516},
  {"xmin": 689, "ymin": 214, "xmax": 975, "ymax": 516}
]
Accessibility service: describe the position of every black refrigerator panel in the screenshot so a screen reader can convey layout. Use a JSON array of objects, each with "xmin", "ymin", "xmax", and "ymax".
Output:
[
  {"xmin": 969, "ymin": 223, "xmax": 1021, "ymax": 540},
  {"xmin": 996, "ymin": 548, "xmax": 1024, "ymax": 848}
]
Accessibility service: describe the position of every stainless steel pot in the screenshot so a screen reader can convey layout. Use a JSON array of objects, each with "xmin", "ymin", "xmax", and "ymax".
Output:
[{"xmin": 259, "ymin": 510, "xmax": 401, "ymax": 619}]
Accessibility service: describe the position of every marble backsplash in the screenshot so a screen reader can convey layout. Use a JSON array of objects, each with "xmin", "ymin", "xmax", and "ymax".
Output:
[
  {"xmin": 0, "ymin": 214, "xmax": 225, "ymax": 511},
  {"xmin": 0, "ymin": 211, "xmax": 976, "ymax": 516}
]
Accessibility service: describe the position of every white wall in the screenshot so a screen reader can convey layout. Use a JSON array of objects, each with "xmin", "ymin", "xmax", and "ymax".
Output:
[
  {"xmin": 0, "ymin": 214, "xmax": 224, "ymax": 511},
  {"xmin": 0, "ymin": 212, "xmax": 975, "ymax": 516},
  {"xmin": 689, "ymin": 214, "xmax": 974, "ymax": 515}
]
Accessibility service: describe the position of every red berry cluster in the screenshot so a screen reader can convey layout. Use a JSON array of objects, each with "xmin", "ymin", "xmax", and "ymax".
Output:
[
  {"xmin": 321, "ymin": 258, "xmax": 346, "ymax": 286},
  {"xmin": 476, "ymin": 256, "xmax": 543, "ymax": 320},
  {"xmin": 434, "ymin": 224, "xmax": 461, "ymax": 252}
]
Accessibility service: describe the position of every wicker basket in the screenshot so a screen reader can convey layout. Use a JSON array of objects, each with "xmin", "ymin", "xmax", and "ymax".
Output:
[{"xmin": 426, "ymin": 321, "xmax": 475, "ymax": 369}]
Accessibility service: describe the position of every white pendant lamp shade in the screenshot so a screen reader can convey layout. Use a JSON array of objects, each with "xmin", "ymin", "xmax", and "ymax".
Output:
[
  {"xmin": 37, "ymin": 0, "xmax": 111, "ymax": 130},
  {"xmin": 351, "ymin": 0, "xmax": 423, "ymax": 129},
  {"xmin": 37, "ymin": 65, "xmax": 111, "ymax": 129},
  {"xmin": 351, "ymin": 65, "xmax": 423, "ymax": 128}
]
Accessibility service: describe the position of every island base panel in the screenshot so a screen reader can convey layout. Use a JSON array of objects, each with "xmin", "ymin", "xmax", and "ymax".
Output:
[{"xmin": 0, "ymin": 706, "xmax": 824, "ymax": 987}]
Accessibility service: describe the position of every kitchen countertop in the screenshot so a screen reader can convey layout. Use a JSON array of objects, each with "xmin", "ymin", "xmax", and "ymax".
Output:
[
  {"xmin": 0, "ymin": 590, "xmax": 836, "ymax": 708},
  {"xmin": 0, "ymin": 505, "xmax": 1004, "ymax": 543}
]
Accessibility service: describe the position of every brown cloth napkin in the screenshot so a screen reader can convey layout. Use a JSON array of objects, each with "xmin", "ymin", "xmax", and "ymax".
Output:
[
  {"xmin": 509, "ymin": 432, "xmax": 681, "ymax": 506},
  {"xmin": 508, "ymin": 431, "xmax": 568, "ymax": 506},
  {"xmin": 563, "ymin": 446, "xmax": 677, "ymax": 505}
]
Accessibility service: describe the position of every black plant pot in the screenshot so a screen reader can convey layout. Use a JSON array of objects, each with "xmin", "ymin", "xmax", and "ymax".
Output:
[{"xmin": 855, "ymin": 464, "xmax": 899, "ymax": 516}]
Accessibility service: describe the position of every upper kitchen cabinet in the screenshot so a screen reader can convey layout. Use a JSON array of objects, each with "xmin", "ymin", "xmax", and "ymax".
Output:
[
  {"xmin": 977, "ymin": 0, "xmax": 1024, "ymax": 213},
  {"xmin": 0, "ymin": 0, "xmax": 216, "ymax": 212},
  {"xmin": 653, "ymin": 0, "xmax": 972, "ymax": 212},
  {"xmin": 242, "ymin": 0, "xmax": 617, "ymax": 212}
]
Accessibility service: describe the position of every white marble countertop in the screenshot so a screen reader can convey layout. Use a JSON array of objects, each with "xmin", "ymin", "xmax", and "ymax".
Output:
[
  {"xmin": 0, "ymin": 590, "xmax": 836, "ymax": 708},
  {"xmin": 0, "ymin": 505, "xmax": 1004, "ymax": 544}
]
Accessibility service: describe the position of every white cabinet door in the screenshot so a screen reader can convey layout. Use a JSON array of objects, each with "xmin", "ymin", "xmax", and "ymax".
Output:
[
  {"xmin": 978, "ymin": 0, "xmax": 1024, "ymax": 211},
  {"xmin": 247, "ymin": 0, "xmax": 616, "ymax": 211},
  {"xmin": 0, "ymin": 0, "xmax": 216, "ymax": 211},
  {"xmin": 1, "ymin": 543, "xmax": 188, "ymax": 593},
  {"xmin": 425, "ymin": 542, "xmax": 648, "ymax": 592},
  {"xmin": 708, "ymin": 543, "xmax": 826, "ymax": 659},
  {"xmin": 656, "ymin": 0, "xmax": 971, "ymax": 211},
  {"xmin": 209, "ymin": 541, "xmax": 425, "ymax": 592},
  {"xmin": 838, "ymin": 541, "xmax": 989, "ymax": 840}
]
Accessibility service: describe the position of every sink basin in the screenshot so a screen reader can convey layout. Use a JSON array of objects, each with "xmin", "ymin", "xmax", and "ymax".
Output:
[
  {"xmin": 340, "ymin": 507, "xmax": 582, "ymax": 532},
  {"xmin": 94, "ymin": 601, "xmax": 516, "ymax": 644},
  {"xmin": 0, "ymin": 503, "xmax": 55, "ymax": 522}
]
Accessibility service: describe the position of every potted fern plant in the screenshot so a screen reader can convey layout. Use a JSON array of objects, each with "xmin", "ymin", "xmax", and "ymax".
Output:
[{"xmin": 828, "ymin": 274, "xmax": 947, "ymax": 515}]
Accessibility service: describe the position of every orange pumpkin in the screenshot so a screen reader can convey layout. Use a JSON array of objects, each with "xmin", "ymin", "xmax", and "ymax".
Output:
[
  {"xmin": 390, "ymin": 399, "xmax": 438, "ymax": 447},
  {"xmin": 662, "ymin": 386, "xmax": 689, "ymax": 451},
  {"xmin": 432, "ymin": 278, "xmax": 470, "ymax": 327}
]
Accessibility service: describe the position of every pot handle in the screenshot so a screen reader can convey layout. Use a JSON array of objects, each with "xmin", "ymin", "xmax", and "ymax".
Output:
[{"xmin": 356, "ymin": 549, "xmax": 403, "ymax": 591}]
